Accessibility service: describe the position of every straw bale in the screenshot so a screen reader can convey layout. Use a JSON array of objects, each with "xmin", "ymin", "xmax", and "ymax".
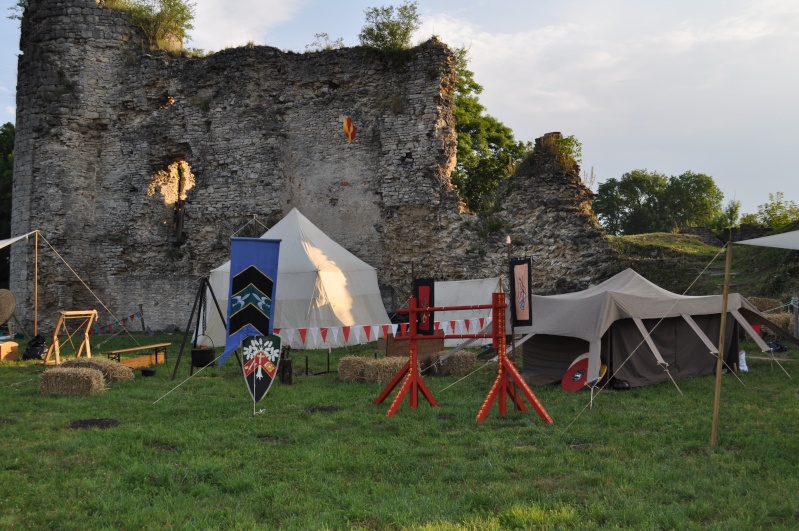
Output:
[
  {"xmin": 40, "ymin": 367, "xmax": 106, "ymax": 396},
  {"xmin": 427, "ymin": 351, "xmax": 476, "ymax": 376},
  {"xmin": 61, "ymin": 357, "xmax": 135, "ymax": 382},
  {"xmin": 362, "ymin": 357, "xmax": 409, "ymax": 384},
  {"xmin": 760, "ymin": 312, "xmax": 794, "ymax": 337},
  {"xmin": 748, "ymin": 297, "xmax": 784, "ymax": 314},
  {"xmin": 338, "ymin": 356, "xmax": 370, "ymax": 383}
]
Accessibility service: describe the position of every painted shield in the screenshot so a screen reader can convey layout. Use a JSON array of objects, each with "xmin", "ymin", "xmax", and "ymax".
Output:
[
  {"xmin": 242, "ymin": 335, "xmax": 281, "ymax": 403},
  {"xmin": 562, "ymin": 353, "xmax": 606, "ymax": 392}
]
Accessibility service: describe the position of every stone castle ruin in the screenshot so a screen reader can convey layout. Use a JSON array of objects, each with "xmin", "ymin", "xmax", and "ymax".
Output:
[{"xmin": 12, "ymin": 0, "xmax": 616, "ymax": 331}]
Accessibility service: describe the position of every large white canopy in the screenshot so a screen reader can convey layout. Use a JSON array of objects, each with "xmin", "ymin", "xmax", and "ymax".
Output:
[
  {"xmin": 735, "ymin": 230, "xmax": 799, "ymax": 250},
  {"xmin": 204, "ymin": 208, "xmax": 390, "ymax": 348}
]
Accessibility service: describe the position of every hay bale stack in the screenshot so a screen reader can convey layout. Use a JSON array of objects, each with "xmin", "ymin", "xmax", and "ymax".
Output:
[
  {"xmin": 61, "ymin": 357, "xmax": 135, "ymax": 382},
  {"xmin": 427, "ymin": 351, "xmax": 476, "ymax": 376},
  {"xmin": 748, "ymin": 297, "xmax": 784, "ymax": 313},
  {"xmin": 362, "ymin": 357, "xmax": 409, "ymax": 384},
  {"xmin": 761, "ymin": 312, "xmax": 794, "ymax": 336},
  {"xmin": 339, "ymin": 356, "xmax": 411, "ymax": 384},
  {"xmin": 40, "ymin": 367, "xmax": 106, "ymax": 396},
  {"xmin": 338, "ymin": 356, "xmax": 370, "ymax": 383}
]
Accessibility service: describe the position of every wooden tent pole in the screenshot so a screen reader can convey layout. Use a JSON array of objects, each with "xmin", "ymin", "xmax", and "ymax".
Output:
[
  {"xmin": 710, "ymin": 242, "xmax": 733, "ymax": 446},
  {"xmin": 34, "ymin": 230, "xmax": 38, "ymax": 337}
]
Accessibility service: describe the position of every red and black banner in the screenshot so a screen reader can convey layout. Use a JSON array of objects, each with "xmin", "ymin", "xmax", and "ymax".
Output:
[
  {"xmin": 413, "ymin": 278, "xmax": 435, "ymax": 335},
  {"xmin": 509, "ymin": 257, "xmax": 532, "ymax": 327}
]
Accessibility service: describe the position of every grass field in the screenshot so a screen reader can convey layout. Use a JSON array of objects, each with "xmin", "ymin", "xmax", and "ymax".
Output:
[{"xmin": 1, "ymin": 334, "xmax": 798, "ymax": 529}]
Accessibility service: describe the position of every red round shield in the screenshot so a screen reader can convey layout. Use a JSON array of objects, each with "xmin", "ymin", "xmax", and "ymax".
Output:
[{"xmin": 562, "ymin": 353, "xmax": 590, "ymax": 392}]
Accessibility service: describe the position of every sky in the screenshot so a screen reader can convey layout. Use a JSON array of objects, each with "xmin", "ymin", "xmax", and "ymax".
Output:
[{"xmin": 1, "ymin": 0, "xmax": 798, "ymax": 215}]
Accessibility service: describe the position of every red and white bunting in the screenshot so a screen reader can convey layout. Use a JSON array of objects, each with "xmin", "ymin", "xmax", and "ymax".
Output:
[
  {"xmin": 434, "ymin": 321, "xmax": 441, "ymax": 333},
  {"xmin": 285, "ymin": 328, "xmax": 295, "ymax": 346},
  {"xmin": 353, "ymin": 326, "xmax": 362, "ymax": 343},
  {"xmin": 331, "ymin": 327, "xmax": 340, "ymax": 344},
  {"xmin": 464, "ymin": 319, "xmax": 471, "ymax": 332},
  {"xmin": 363, "ymin": 325, "xmax": 371, "ymax": 341},
  {"xmin": 391, "ymin": 323, "xmax": 399, "ymax": 337},
  {"xmin": 400, "ymin": 323, "xmax": 409, "ymax": 336},
  {"xmin": 273, "ymin": 328, "xmax": 281, "ymax": 335},
  {"xmin": 298, "ymin": 328, "xmax": 308, "ymax": 345},
  {"xmin": 372, "ymin": 325, "xmax": 380, "ymax": 341},
  {"xmin": 382, "ymin": 324, "xmax": 390, "ymax": 339},
  {"xmin": 449, "ymin": 320, "xmax": 456, "ymax": 335},
  {"xmin": 342, "ymin": 326, "xmax": 351, "ymax": 343},
  {"xmin": 479, "ymin": 317, "xmax": 485, "ymax": 330},
  {"xmin": 310, "ymin": 327, "xmax": 319, "ymax": 346},
  {"xmin": 320, "ymin": 327, "xmax": 329, "ymax": 343}
]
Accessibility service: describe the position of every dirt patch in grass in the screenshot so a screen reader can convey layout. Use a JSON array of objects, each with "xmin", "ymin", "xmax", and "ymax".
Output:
[
  {"xmin": 69, "ymin": 418, "xmax": 119, "ymax": 430},
  {"xmin": 257, "ymin": 435, "xmax": 290, "ymax": 444},
  {"xmin": 306, "ymin": 405, "xmax": 340, "ymax": 413},
  {"xmin": 437, "ymin": 414, "xmax": 455, "ymax": 420},
  {"xmin": 154, "ymin": 443, "xmax": 178, "ymax": 452}
]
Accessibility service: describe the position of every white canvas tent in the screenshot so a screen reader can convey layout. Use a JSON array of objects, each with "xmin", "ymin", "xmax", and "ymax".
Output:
[
  {"xmin": 204, "ymin": 208, "xmax": 390, "ymax": 348},
  {"xmin": 517, "ymin": 268, "xmax": 796, "ymax": 388}
]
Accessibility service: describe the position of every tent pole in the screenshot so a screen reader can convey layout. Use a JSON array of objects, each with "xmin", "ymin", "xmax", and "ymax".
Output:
[
  {"xmin": 34, "ymin": 230, "xmax": 38, "ymax": 337},
  {"xmin": 710, "ymin": 242, "xmax": 733, "ymax": 446}
]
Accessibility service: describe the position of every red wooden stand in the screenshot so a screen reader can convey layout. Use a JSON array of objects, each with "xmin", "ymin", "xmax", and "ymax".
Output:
[
  {"xmin": 375, "ymin": 292, "xmax": 553, "ymax": 423},
  {"xmin": 476, "ymin": 294, "xmax": 553, "ymax": 423},
  {"xmin": 373, "ymin": 298, "xmax": 438, "ymax": 415}
]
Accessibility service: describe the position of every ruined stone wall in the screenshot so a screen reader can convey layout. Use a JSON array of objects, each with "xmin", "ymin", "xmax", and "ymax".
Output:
[{"xmin": 12, "ymin": 0, "xmax": 617, "ymax": 332}]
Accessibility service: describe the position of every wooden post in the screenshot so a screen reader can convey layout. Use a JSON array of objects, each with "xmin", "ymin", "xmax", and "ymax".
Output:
[
  {"xmin": 711, "ymin": 242, "xmax": 733, "ymax": 446},
  {"xmin": 34, "ymin": 231, "xmax": 38, "ymax": 337},
  {"xmin": 792, "ymin": 295, "xmax": 798, "ymax": 338}
]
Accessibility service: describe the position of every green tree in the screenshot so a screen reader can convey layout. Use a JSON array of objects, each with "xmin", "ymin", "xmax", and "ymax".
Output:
[
  {"xmin": 305, "ymin": 33, "xmax": 345, "ymax": 52},
  {"xmin": 0, "ymin": 123, "xmax": 14, "ymax": 285},
  {"xmin": 709, "ymin": 199, "xmax": 741, "ymax": 232},
  {"xmin": 105, "ymin": 0, "xmax": 195, "ymax": 50},
  {"xmin": 740, "ymin": 212, "xmax": 761, "ymax": 226},
  {"xmin": 663, "ymin": 171, "xmax": 723, "ymax": 230},
  {"xmin": 451, "ymin": 48, "xmax": 529, "ymax": 213},
  {"xmin": 358, "ymin": 1, "xmax": 420, "ymax": 51},
  {"xmin": 757, "ymin": 192, "xmax": 799, "ymax": 229},
  {"xmin": 593, "ymin": 170, "xmax": 670, "ymax": 235}
]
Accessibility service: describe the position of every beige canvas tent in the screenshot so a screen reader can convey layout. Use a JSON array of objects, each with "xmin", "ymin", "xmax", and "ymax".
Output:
[
  {"xmin": 204, "ymin": 208, "xmax": 390, "ymax": 348},
  {"xmin": 518, "ymin": 268, "xmax": 797, "ymax": 388}
]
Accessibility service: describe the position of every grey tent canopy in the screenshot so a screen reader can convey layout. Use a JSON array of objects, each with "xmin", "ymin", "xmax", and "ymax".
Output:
[{"xmin": 517, "ymin": 269, "xmax": 797, "ymax": 388}]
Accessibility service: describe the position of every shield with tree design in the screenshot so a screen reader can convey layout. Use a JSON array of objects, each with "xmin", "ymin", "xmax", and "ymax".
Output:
[{"xmin": 242, "ymin": 335, "xmax": 281, "ymax": 403}]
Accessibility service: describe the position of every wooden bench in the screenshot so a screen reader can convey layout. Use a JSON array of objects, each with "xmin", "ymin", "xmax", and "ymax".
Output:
[{"xmin": 104, "ymin": 342, "xmax": 171, "ymax": 368}]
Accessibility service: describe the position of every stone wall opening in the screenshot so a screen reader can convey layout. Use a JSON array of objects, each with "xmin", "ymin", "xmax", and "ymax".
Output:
[{"xmin": 146, "ymin": 160, "xmax": 194, "ymax": 244}]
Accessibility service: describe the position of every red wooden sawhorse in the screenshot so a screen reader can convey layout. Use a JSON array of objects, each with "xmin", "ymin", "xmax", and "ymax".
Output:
[{"xmin": 374, "ymin": 293, "xmax": 553, "ymax": 423}]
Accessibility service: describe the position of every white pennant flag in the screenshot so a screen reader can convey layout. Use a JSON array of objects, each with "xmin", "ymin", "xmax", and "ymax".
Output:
[
  {"xmin": 331, "ymin": 327, "xmax": 340, "ymax": 346},
  {"xmin": 391, "ymin": 323, "xmax": 399, "ymax": 337},
  {"xmin": 353, "ymin": 326, "xmax": 362, "ymax": 343},
  {"xmin": 371, "ymin": 325, "xmax": 380, "ymax": 341},
  {"xmin": 310, "ymin": 327, "xmax": 320, "ymax": 347},
  {"xmin": 469, "ymin": 318, "xmax": 479, "ymax": 333},
  {"xmin": 457, "ymin": 320, "xmax": 465, "ymax": 335},
  {"xmin": 285, "ymin": 328, "xmax": 296, "ymax": 347}
]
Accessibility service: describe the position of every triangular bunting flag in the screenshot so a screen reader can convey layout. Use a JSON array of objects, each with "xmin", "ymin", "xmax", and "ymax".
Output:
[
  {"xmin": 457, "ymin": 320, "xmax": 465, "ymax": 335},
  {"xmin": 400, "ymin": 323, "xmax": 408, "ymax": 336},
  {"xmin": 464, "ymin": 319, "xmax": 471, "ymax": 332},
  {"xmin": 363, "ymin": 326, "xmax": 371, "ymax": 341},
  {"xmin": 298, "ymin": 328, "xmax": 308, "ymax": 345},
  {"xmin": 273, "ymin": 328, "xmax": 281, "ymax": 334},
  {"xmin": 310, "ymin": 327, "xmax": 320, "ymax": 346},
  {"xmin": 479, "ymin": 317, "xmax": 485, "ymax": 330},
  {"xmin": 320, "ymin": 327, "xmax": 328, "ymax": 343},
  {"xmin": 391, "ymin": 323, "xmax": 398, "ymax": 337},
  {"xmin": 434, "ymin": 321, "xmax": 441, "ymax": 333},
  {"xmin": 382, "ymin": 324, "xmax": 390, "ymax": 339},
  {"xmin": 371, "ymin": 325, "xmax": 380, "ymax": 341},
  {"xmin": 286, "ymin": 328, "xmax": 296, "ymax": 346},
  {"xmin": 449, "ymin": 320, "xmax": 456, "ymax": 335},
  {"xmin": 342, "ymin": 326, "xmax": 351, "ymax": 343},
  {"xmin": 332, "ymin": 327, "xmax": 340, "ymax": 345},
  {"xmin": 353, "ymin": 326, "xmax": 362, "ymax": 343}
]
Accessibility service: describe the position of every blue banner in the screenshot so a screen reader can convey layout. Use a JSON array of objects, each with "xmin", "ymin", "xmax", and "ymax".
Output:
[{"xmin": 217, "ymin": 237, "xmax": 281, "ymax": 366}]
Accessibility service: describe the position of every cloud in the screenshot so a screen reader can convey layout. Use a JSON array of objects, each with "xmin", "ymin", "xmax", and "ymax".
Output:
[
  {"xmin": 187, "ymin": 0, "xmax": 309, "ymax": 51},
  {"xmin": 3, "ymin": 106, "xmax": 14, "ymax": 118}
]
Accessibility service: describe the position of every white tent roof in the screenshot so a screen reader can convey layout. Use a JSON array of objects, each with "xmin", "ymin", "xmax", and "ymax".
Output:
[
  {"xmin": 204, "ymin": 208, "xmax": 390, "ymax": 348},
  {"xmin": 735, "ymin": 230, "xmax": 799, "ymax": 250}
]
